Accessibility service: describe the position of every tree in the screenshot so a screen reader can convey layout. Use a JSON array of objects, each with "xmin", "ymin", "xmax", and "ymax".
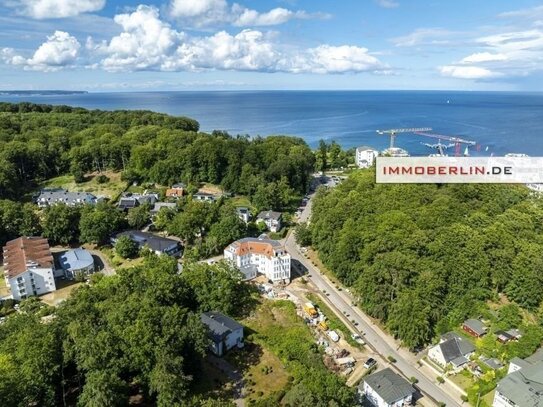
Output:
[
  {"xmin": 315, "ymin": 139, "xmax": 328, "ymax": 173},
  {"xmin": 295, "ymin": 222, "xmax": 312, "ymax": 247},
  {"xmin": 114, "ymin": 235, "xmax": 139, "ymax": 258},
  {"xmin": 42, "ymin": 204, "xmax": 81, "ymax": 245},
  {"xmin": 79, "ymin": 203, "xmax": 124, "ymax": 245},
  {"xmin": 127, "ymin": 204, "xmax": 151, "ymax": 229}
]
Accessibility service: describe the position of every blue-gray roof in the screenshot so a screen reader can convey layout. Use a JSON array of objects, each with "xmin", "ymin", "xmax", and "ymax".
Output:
[
  {"xmin": 59, "ymin": 248, "xmax": 94, "ymax": 271},
  {"xmin": 496, "ymin": 361, "xmax": 543, "ymax": 406},
  {"xmin": 362, "ymin": 368, "xmax": 414, "ymax": 404},
  {"xmin": 201, "ymin": 312, "xmax": 243, "ymax": 343}
]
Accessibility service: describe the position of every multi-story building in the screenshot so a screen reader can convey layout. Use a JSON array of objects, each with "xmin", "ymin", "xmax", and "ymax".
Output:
[
  {"xmin": 201, "ymin": 311, "xmax": 244, "ymax": 357},
  {"xmin": 355, "ymin": 146, "xmax": 379, "ymax": 168},
  {"xmin": 2, "ymin": 237, "xmax": 57, "ymax": 300},
  {"xmin": 224, "ymin": 236, "xmax": 290, "ymax": 283}
]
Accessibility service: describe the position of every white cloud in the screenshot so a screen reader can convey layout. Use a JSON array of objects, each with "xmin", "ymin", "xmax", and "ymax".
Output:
[
  {"xmin": 5, "ymin": 0, "xmax": 105, "ymax": 19},
  {"xmin": 375, "ymin": 0, "xmax": 399, "ymax": 9},
  {"xmin": 392, "ymin": 28, "xmax": 456, "ymax": 47},
  {"xmin": 460, "ymin": 52, "xmax": 507, "ymax": 64},
  {"xmin": 2, "ymin": 30, "xmax": 80, "ymax": 71},
  {"xmin": 87, "ymin": 6, "xmax": 385, "ymax": 74},
  {"xmin": 439, "ymin": 65, "xmax": 501, "ymax": 79},
  {"xmin": 89, "ymin": 5, "xmax": 185, "ymax": 71},
  {"xmin": 441, "ymin": 28, "xmax": 543, "ymax": 80},
  {"xmin": 168, "ymin": 0, "xmax": 327, "ymax": 27}
]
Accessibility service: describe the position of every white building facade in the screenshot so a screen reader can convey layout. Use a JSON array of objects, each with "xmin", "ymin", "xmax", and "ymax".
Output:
[
  {"xmin": 360, "ymin": 368, "xmax": 414, "ymax": 407},
  {"xmin": 356, "ymin": 146, "xmax": 379, "ymax": 168},
  {"xmin": 3, "ymin": 237, "xmax": 57, "ymax": 300},
  {"xmin": 224, "ymin": 237, "xmax": 290, "ymax": 283}
]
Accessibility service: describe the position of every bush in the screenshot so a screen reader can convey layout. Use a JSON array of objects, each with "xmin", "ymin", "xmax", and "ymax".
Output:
[
  {"xmin": 436, "ymin": 376, "xmax": 445, "ymax": 384},
  {"xmin": 387, "ymin": 355, "xmax": 397, "ymax": 363},
  {"xmin": 96, "ymin": 174, "xmax": 110, "ymax": 184},
  {"xmin": 115, "ymin": 236, "xmax": 139, "ymax": 259},
  {"xmin": 410, "ymin": 376, "xmax": 418, "ymax": 384}
]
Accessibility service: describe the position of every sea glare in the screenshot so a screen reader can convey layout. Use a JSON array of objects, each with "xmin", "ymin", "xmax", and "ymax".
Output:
[{"xmin": 1, "ymin": 90, "xmax": 543, "ymax": 156}]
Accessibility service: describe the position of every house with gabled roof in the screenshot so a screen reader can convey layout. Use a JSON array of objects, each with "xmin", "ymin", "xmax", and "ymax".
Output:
[
  {"xmin": 462, "ymin": 319, "xmax": 487, "ymax": 338},
  {"xmin": 428, "ymin": 332, "xmax": 475, "ymax": 371},
  {"xmin": 359, "ymin": 368, "xmax": 415, "ymax": 407},
  {"xmin": 200, "ymin": 311, "xmax": 244, "ymax": 357}
]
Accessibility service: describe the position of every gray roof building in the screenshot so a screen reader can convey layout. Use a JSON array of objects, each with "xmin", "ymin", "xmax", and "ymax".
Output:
[
  {"xmin": 201, "ymin": 312, "xmax": 243, "ymax": 343},
  {"xmin": 438, "ymin": 336, "xmax": 475, "ymax": 365},
  {"xmin": 463, "ymin": 319, "xmax": 488, "ymax": 337},
  {"xmin": 36, "ymin": 188, "xmax": 97, "ymax": 207},
  {"xmin": 257, "ymin": 210, "xmax": 282, "ymax": 221},
  {"xmin": 59, "ymin": 248, "xmax": 94, "ymax": 272},
  {"xmin": 361, "ymin": 368, "xmax": 414, "ymax": 405},
  {"xmin": 111, "ymin": 231, "xmax": 182, "ymax": 257},
  {"xmin": 151, "ymin": 202, "xmax": 177, "ymax": 215},
  {"xmin": 496, "ymin": 362, "xmax": 543, "ymax": 406}
]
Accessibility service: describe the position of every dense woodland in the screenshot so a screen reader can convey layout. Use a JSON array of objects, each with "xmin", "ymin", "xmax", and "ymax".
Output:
[
  {"xmin": 310, "ymin": 170, "xmax": 543, "ymax": 349},
  {"xmin": 0, "ymin": 102, "xmax": 316, "ymax": 250},
  {"xmin": 0, "ymin": 102, "xmax": 314, "ymax": 200}
]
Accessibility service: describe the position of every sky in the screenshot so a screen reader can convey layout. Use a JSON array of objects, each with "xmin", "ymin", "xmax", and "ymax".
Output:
[{"xmin": 1, "ymin": 0, "xmax": 543, "ymax": 91}]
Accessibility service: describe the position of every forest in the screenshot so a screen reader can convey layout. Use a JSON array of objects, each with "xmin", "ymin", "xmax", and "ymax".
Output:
[
  {"xmin": 0, "ymin": 102, "xmax": 315, "ymax": 200},
  {"xmin": 310, "ymin": 169, "xmax": 543, "ymax": 349}
]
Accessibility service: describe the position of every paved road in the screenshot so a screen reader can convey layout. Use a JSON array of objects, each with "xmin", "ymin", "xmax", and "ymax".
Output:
[{"xmin": 286, "ymin": 177, "xmax": 462, "ymax": 407}]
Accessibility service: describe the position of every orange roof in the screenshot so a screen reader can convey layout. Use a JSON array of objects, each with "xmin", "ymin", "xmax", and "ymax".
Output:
[
  {"xmin": 230, "ymin": 239, "xmax": 284, "ymax": 259},
  {"xmin": 2, "ymin": 237, "xmax": 53, "ymax": 278},
  {"xmin": 166, "ymin": 187, "xmax": 184, "ymax": 197}
]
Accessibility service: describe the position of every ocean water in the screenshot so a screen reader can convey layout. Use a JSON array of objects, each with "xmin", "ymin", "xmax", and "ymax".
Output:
[{"xmin": 1, "ymin": 90, "xmax": 543, "ymax": 156}]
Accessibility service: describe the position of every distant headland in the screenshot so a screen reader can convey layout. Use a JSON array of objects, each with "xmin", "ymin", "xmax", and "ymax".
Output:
[{"xmin": 0, "ymin": 90, "xmax": 88, "ymax": 96}]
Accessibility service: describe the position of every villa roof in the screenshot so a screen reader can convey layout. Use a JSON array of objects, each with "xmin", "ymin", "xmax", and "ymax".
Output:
[
  {"xmin": 438, "ymin": 335, "xmax": 475, "ymax": 363},
  {"xmin": 497, "ymin": 361, "xmax": 543, "ymax": 406},
  {"xmin": 3, "ymin": 237, "xmax": 53, "ymax": 278},
  {"xmin": 226, "ymin": 237, "xmax": 284, "ymax": 259}
]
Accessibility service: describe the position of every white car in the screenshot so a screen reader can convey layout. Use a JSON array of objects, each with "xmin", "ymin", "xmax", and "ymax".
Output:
[
  {"xmin": 327, "ymin": 330, "xmax": 340, "ymax": 342},
  {"xmin": 351, "ymin": 333, "xmax": 365, "ymax": 345}
]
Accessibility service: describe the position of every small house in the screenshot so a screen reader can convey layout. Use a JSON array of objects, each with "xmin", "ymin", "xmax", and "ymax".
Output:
[
  {"xmin": 428, "ymin": 332, "xmax": 475, "ymax": 371},
  {"xmin": 201, "ymin": 311, "xmax": 244, "ymax": 357},
  {"xmin": 236, "ymin": 207, "xmax": 251, "ymax": 223},
  {"xmin": 111, "ymin": 231, "xmax": 182, "ymax": 257},
  {"xmin": 462, "ymin": 319, "xmax": 487, "ymax": 338},
  {"xmin": 165, "ymin": 183, "xmax": 185, "ymax": 198},
  {"xmin": 256, "ymin": 210, "xmax": 282, "ymax": 232},
  {"xmin": 150, "ymin": 202, "xmax": 177, "ymax": 215}
]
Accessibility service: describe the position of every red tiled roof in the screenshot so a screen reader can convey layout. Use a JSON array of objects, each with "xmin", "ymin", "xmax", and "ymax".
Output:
[{"xmin": 2, "ymin": 237, "xmax": 53, "ymax": 278}]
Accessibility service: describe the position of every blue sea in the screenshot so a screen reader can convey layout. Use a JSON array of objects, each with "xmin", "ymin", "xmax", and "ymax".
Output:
[{"xmin": 1, "ymin": 90, "xmax": 543, "ymax": 156}]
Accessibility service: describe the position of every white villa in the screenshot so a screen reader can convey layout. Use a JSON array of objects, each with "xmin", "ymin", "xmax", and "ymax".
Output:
[
  {"xmin": 224, "ymin": 236, "xmax": 291, "ymax": 283},
  {"xmin": 355, "ymin": 146, "xmax": 379, "ymax": 168},
  {"xmin": 2, "ymin": 237, "xmax": 57, "ymax": 300}
]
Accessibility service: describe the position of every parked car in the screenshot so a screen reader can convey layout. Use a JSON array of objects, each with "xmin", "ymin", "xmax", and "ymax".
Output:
[{"xmin": 363, "ymin": 358, "xmax": 377, "ymax": 369}]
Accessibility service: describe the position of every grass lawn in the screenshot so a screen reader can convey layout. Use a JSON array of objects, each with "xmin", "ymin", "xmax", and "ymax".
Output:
[
  {"xmin": 229, "ymin": 195, "xmax": 254, "ymax": 210},
  {"xmin": 483, "ymin": 390, "xmax": 495, "ymax": 406},
  {"xmin": 41, "ymin": 279, "xmax": 83, "ymax": 306},
  {"xmin": 100, "ymin": 247, "xmax": 144, "ymax": 269},
  {"xmin": 449, "ymin": 371, "xmax": 473, "ymax": 391},
  {"xmin": 0, "ymin": 267, "xmax": 10, "ymax": 298},
  {"xmin": 306, "ymin": 293, "xmax": 362, "ymax": 349},
  {"xmin": 41, "ymin": 171, "xmax": 127, "ymax": 200}
]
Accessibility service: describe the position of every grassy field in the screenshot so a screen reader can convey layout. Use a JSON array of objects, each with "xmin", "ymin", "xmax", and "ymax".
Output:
[
  {"xmin": 99, "ymin": 247, "xmax": 144, "ymax": 269},
  {"xmin": 41, "ymin": 280, "xmax": 83, "ymax": 306},
  {"xmin": 41, "ymin": 171, "xmax": 127, "ymax": 200}
]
